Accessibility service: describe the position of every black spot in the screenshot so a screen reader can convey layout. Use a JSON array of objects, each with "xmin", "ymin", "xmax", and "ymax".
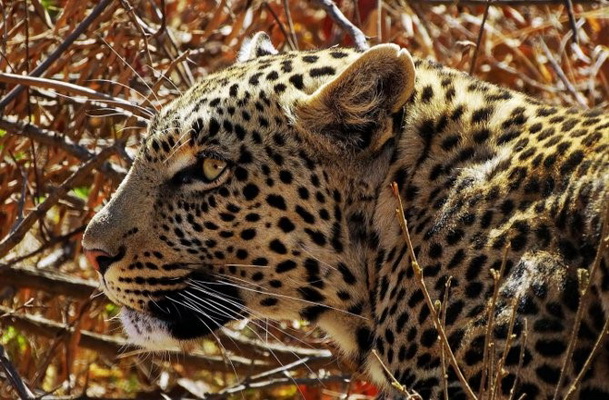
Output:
[
  {"xmin": 338, "ymin": 263, "xmax": 356, "ymax": 285},
  {"xmin": 242, "ymin": 184, "xmax": 259, "ymax": 200},
  {"xmin": 301, "ymin": 55, "xmax": 319, "ymax": 63},
  {"xmin": 278, "ymin": 217, "xmax": 295, "ymax": 233},
  {"xmin": 535, "ymin": 364, "xmax": 560, "ymax": 384},
  {"xmin": 472, "ymin": 107, "xmax": 493, "ymax": 124},
  {"xmin": 260, "ymin": 298, "xmax": 278, "ymax": 306},
  {"xmin": 428, "ymin": 243, "xmax": 443, "ymax": 259},
  {"xmin": 466, "ymin": 255, "xmax": 487, "ymax": 280},
  {"xmin": 276, "ymin": 260, "xmax": 297, "ymax": 273},
  {"xmin": 300, "ymin": 305, "xmax": 327, "ymax": 321},
  {"xmin": 305, "ymin": 228, "xmax": 326, "ymax": 246},
  {"xmin": 310, "ymin": 66, "xmax": 335, "ymax": 77},
  {"xmin": 330, "ymin": 51, "xmax": 348, "ymax": 58},
  {"xmin": 289, "ymin": 74, "xmax": 304, "ymax": 90},
  {"xmin": 420, "ymin": 328, "xmax": 438, "ymax": 347},
  {"xmin": 473, "ymin": 128, "xmax": 490, "ymax": 143},
  {"xmin": 298, "ymin": 286, "xmax": 325, "ymax": 302},
  {"xmin": 266, "ymin": 71, "xmax": 279, "ymax": 80},
  {"xmin": 356, "ymin": 327, "xmax": 372, "ymax": 352},
  {"xmin": 240, "ymin": 229, "xmax": 256, "ymax": 240},
  {"xmin": 279, "ymin": 170, "xmax": 293, "ymax": 184},
  {"xmin": 266, "ymin": 194, "xmax": 287, "ymax": 210},
  {"xmin": 295, "ymin": 206, "xmax": 315, "ymax": 223},
  {"xmin": 421, "ymin": 85, "xmax": 434, "ymax": 103},
  {"xmin": 269, "ymin": 239, "xmax": 287, "ymax": 254}
]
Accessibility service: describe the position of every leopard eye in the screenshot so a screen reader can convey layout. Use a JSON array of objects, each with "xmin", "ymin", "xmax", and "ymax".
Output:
[{"xmin": 202, "ymin": 157, "xmax": 227, "ymax": 181}]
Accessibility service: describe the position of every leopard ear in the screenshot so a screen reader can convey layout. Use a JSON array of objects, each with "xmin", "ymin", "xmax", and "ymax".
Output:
[
  {"xmin": 238, "ymin": 32, "xmax": 278, "ymax": 62},
  {"xmin": 295, "ymin": 44, "xmax": 415, "ymax": 154}
]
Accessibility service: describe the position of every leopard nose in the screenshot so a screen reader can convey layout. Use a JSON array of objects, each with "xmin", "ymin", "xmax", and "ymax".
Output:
[{"xmin": 84, "ymin": 248, "xmax": 124, "ymax": 275}]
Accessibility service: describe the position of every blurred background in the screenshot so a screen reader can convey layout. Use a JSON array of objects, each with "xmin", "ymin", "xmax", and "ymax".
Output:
[{"xmin": 0, "ymin": 0, "xmax": 608, "ymax": 398}]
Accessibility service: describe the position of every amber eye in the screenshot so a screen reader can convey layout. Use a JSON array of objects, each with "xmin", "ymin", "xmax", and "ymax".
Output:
[{"xmin": 202, "ymin": 157, "xmax": 227, "ymax": 181}]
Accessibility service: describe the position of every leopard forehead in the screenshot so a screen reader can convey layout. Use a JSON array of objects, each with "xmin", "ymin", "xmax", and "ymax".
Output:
[{"xmin": 140, "ymin": 48, "xmax": 361, "ymax": 165}]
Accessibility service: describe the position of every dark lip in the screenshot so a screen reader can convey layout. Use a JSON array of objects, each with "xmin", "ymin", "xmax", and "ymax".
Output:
[{"xmin": 145, "ymin": 272, "xmax": 244, "ymax": 340}]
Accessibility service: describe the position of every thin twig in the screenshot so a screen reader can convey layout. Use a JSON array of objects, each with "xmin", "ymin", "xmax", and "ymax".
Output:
[
  {"xmin": 391, "ymin": 182, "xmax": 477, "ymax": 400},
  {"xmin": 371, "ymin": 349, "xmax": 421, "ymax": 398},
  {"xmin": 470, "ymin": 0, "xmax": 493, "ymax": 76},
  {"xmin": 204, "ymin": 375, "xmax": 352, "ymax": 399},
  {"xmin": 263, "ymin": 2, "xmax": 294, "ymax": 51},
  {"xmin": 564, "ymin": 316, "xmax": 609, "ymax": 400},
  {"xmin": 0, "ymin": 305, "xmax": 266, "ymax": 374},
  {"xmin": 508, "ymin": 319, "xmax": 527, "ymax": 400},
  {"xmin": 282, "ymin": 0, "xmax": 299, "ymax": 50},
  {"xmin": 537, "ymin": 38, "xmax": 588, "ymax": 107},
  {"xmin": 0, "ymin": 344, "xmax": 36, "ymax": 399},
  {"xmin": 0, "ymin": 117, "xmax": 126, "ymax": 183},
  {"xmin": 313, "ymin": 0, "xmax": 369, "ymax": 50},
  {"xmin": 479, "ymin": 244, "xmax": 510, "ymax": 398},
  {"xmin": 564, "ymin": 0, "xmax": 580, "ymax": 44},
  {"xmin": 0, "ymin": 0, "xmax": 114, "ymax": 112},
  {"xmin": 0, "ymin": 145, "xmax": 119, "ymax": 259},
  {"xmin": 440, "ymin": 277, "xmax": 453, "ymax": 400},
  {"xmin": 0, "ymin": 73, "xmax": 154, "ymax": 118},
  {"xmin": 553, "ymin": 196, "xmax": 609, "ymax": 400},
  {"xmin": 490, "ymin": 295, "xmax": 520, "ymax": 400}
]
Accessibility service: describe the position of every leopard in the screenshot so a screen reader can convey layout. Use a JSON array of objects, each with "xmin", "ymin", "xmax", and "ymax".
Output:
[{"xmin": 83, "ymin": 32, "xmax": 609, "ymax": 399}]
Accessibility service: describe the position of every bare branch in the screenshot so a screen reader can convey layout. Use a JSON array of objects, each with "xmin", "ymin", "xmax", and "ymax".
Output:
[
  {"xmin": 0, "ymin": 305, "xmax": 266, "ymax": 374},
  {"xmin": 391, "ymin": 182, "xmax": 477, "ymax": 400},
  {"xmin": 0, "ymin": 0, "xmax": 115, "ymax": 112},
  {"xmin": 0, "ymin": 73, "xmax": 153, "ymax": 119},
  {"xmin": 312, "ymin": 0, "xmax": 369, "ymax": 50},
  {"xmin": 0, "ymin": 345, "xmax": 35, "ymax": 399},
  {"xmin": 0, "ymin": 117, "xmax": 126, "ymax": 184},
  {"xmin": 0, "ymin": 265, "xmax": 98, "ymax": 299},
  {"xmin": 0, "ymin": 145, "xmax": 118, "ymax": 259},
  {"xmin": 469, "ymin": 0, "xmax": 493, "ymax": 76}
]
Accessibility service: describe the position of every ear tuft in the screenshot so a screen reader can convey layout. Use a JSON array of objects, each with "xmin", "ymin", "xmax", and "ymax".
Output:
[
  {"xmin": 295, "ymin": 44, "xmax": 416, "ymax": 153},
  {"xmin": 238, "ymin": 32, "xmax": 278, "ymax": 62}
]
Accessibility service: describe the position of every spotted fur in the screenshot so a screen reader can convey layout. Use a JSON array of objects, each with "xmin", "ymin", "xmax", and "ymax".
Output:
[{"xmin": 83, "ymin": 33, "xmax": 609, "ymax": 399}]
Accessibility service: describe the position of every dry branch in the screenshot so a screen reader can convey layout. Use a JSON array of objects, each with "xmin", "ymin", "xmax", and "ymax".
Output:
[
  {"xmin": 0, "ymin": 265, "xmax": 98, "ymax": 299},
  {"xmin": 0, "ymin": 145, "xmax": 118, "ymax": 259},
  {"xmin": 0, "ymin": 117, "xmax": 126, "ymax": 184},
  {"xmin": 0, "ymin": 305, "xmax": 265, "ymax": 374},
  {"xmin": 0, "ymin": 73, "xmax": 153, "ymax": 119},
  {"xmin": 0, "ymin": 0, "xmax": 115, "ymax": 112},
  {"xmin": 313, "ymin": 0, "xmax": 369, "ymax": 50},
  {"xmin": 0, "ymin": 344, "xmax": 35, "ymax": 399}
]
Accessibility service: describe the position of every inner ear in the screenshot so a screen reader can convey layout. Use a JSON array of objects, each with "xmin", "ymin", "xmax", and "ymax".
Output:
[
  {"xmin": 238, "ymin": 32, "xmax": 278, "ymax": 62},
  {"xmin": 295, "ymin": 44, "xmax": 415, "ymax": 154}
]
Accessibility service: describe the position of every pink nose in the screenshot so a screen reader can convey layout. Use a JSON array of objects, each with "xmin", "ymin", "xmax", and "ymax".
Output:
[{"xmin": 84, "ymin": 249, "xmax": 112, "ymax": 274}]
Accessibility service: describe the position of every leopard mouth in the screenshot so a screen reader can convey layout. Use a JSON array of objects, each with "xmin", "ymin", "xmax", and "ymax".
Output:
[{"xmin": 115, "ymin": 272, "xmax": 245, "ymax": 348}]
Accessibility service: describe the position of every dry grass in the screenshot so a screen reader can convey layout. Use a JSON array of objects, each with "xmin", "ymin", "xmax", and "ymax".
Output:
[{"xmin": 0, "ymin": 0, "xmax": 608, "ymax": 398}]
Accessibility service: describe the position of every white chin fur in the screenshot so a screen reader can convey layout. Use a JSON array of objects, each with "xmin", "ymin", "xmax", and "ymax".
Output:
[{"xmin": 120, "ymin": 308, "xmax": 182, "ymax": 350}]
